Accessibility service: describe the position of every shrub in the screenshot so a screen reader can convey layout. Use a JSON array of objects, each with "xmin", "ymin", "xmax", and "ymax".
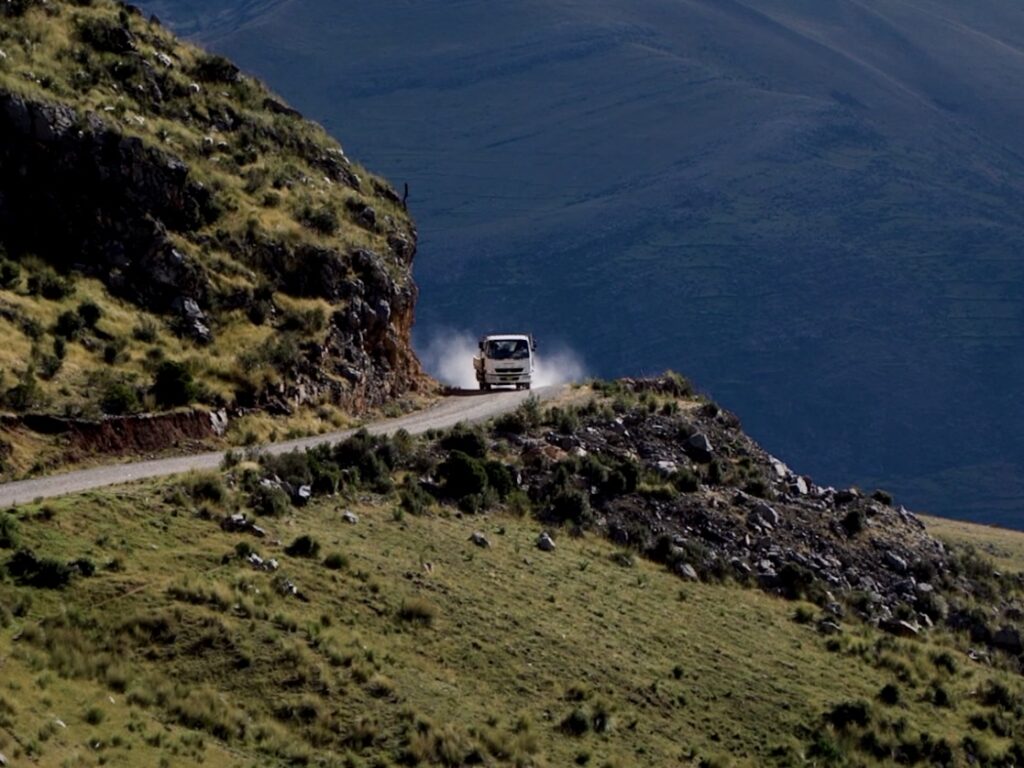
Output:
[
  {"xmin": 825, "ymin": 700, "xmax": 872, "ymax": 730},
  {"xmin": 6, "ymin": 549, "xmax": 73, "ymax": 589},
  {"xmin": 778, "ymin": 563, "xmax": 817, "ymax": 601},
  {"xmin": 285, "ymin": 535, "xmax": 320, "ymax": 559},
  {"xmin": 872, "ymin": 489, "xmax": 894, "ymax": 506},
  {"xmin": 2, "ymin": 367, "xmax": 44, "ymax": 410},
  {"xmin": 484, "ymin": 461, "xmax": 516, "ymax": 499},
  {"xmin": 793, "ymin": 606, "xmax": 815, "ymax": 624},
  {"xmin": 878, "ymin": 683, "xmax": 901, "ymax": 705},
  {"xmin": 132, "ymin": 319, "xmax": 159, "ymax": 343},
  {"xmin": 297, "ymin": 204, "xmax": 339, "ymax": 235},
  {"xmin": 545, "ymin": 489, "xmax": 592, "ymax": 528},
  {"xmin": 841, "ymin": 508, "xmax": 866, "ymax": 536},
  {"xmin": 250, "ymin": 485, "xmax": 290, "ymax": 517},
  {"xmin": 440, "ymin": 425, "xmax": 488, "ymax": 459},
  {"xmin": 0, "ymin": 259, "xmax": 20, "ymax": 289},
  {"xmin": 184, "ymin": 473, "xmax": 227, "ymax": 504},
  {"xmin": 27, "ymin": 269, "xmax": 74, "ymax": 300},
  {"xmin": 54, "ymin": 310, "xmax": 85, "ymax": 339},
  {"xmin": 398, "ymin": 597, "xmax": 438, "ymax": 626},
  {"xmin": 0, "ymin": 512, "xmax": 20, "ymax": 549},
  {"xmin": 77, "ymin": 300, "xmax": 102, "ymax": 328},
  {"xmin": 84, "ymin": 707, "xmax": 105, "ymax": 725},
  {"xmin": 560, "ymin": 708, "xmax": 590, "ymax": 736},
  {"xmin": 100, "ymin": 380, "xmax": 140, "ymax": 415},
  {"xmin": 672, "ymin": 469, "xmax": 701, "ymax": 493},
  {"xmin": 323, "ymin": 553, "xmax": 348, "ymax": 571},
  {"xmin": 400, "ymin": 480, "xmax": 433, "ymax": 516},
  {"xmin": 152, "ymin": 360, "xmax": 197, "ymax": 408},
  {"xmin": 438, "ymin": 451, "xmax": 489, "ymax": 501}
]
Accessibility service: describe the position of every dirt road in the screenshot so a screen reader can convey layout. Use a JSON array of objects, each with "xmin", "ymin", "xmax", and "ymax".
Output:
[{"xmin": 0, "ymin": 386, "xmax": 564, "ymax": 507}]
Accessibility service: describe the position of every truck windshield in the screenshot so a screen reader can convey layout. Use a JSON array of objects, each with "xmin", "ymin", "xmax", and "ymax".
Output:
[{"xmin": 487, "ymin": 339, "xmax": 530, "ymax": 360}]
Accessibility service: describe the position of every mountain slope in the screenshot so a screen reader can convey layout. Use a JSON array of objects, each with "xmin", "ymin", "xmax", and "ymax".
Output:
[
  {"xmin": 0, "ymin": 0, "xmax": 429, "ymax": 478},
  {"xmin": 4, "ymin": 383, "xmax": 1024, "ymax": 766},
  {"xmin": 142, "ymin": 0, "xmax": 1024, "ymax": 525}
]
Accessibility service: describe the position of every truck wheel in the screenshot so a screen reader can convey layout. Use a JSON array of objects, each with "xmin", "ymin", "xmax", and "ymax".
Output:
[
  {"xmin": 524, "ymin": 384, "xmax": 532, "ymax": 391},
  {"xmin": 480, "ymin": 382, "xmax": 490, "ymax": 391}
]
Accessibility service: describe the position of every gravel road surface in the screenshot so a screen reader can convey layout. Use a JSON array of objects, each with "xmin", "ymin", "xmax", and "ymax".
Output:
[{"xmin": 0, "ymin": 386, "xmax": 563, "ymax": 506}]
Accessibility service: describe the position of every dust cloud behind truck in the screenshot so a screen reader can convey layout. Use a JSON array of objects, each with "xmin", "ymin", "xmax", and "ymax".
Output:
[{"xmin": 473, "ymin": 334, "xmax": 536, "ymax": 390}]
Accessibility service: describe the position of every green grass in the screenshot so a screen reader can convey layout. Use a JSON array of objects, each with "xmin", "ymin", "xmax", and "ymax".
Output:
[{"xmin": 2, "ymin": 464, "xmax": 1024, "ymax": 766}]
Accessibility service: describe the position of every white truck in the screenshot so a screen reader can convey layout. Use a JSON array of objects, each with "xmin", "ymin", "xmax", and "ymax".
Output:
[{"xmin": 473, "ymin": 333, "xmax": 536, "ymax": 390}]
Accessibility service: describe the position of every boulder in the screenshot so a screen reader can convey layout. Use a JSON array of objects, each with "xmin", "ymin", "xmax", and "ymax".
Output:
[
  {"xmin": 880, "ymin": 619, "xmax": 920, "ymax": 638},
  {"xmin": 748, "ymin": 502, "xmax": 780, "ymax": 529},
  {"xmin": 342, "ymin": 511, "xmax": 359, "ymax": 524},
  {"xmin": 685, "ymin": 432, "xmax": 713, "ymax": 462},
  {"xmin": 537, "ymin": 532, "xmax": 556, "ymax": 552},
  {"xmin": 676, "ymin": 563, "xmax": 699, "ymax": 581},
  {"xmin": 993, "ymin": 626, "xmax": 1023, "ymax": 655},
  {"xmin": 470, "ymin": 531, "xmax": 491, "ymax": 548},
  {"xmin": 884, "ymin": 551, "xmax": 908, "ymax": 574}
]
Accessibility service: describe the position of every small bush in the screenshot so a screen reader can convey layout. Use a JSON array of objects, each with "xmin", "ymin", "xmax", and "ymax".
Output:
[
  {"xmin": 672, "ymin": 469, "xmax": 701, "ymax": 493},
  {"xmin": 323, "ymin": 552, "xmax": 348, "ymax": 571},
  {"xmin": 440, "ymin": 425, "xmax": 488, "ymax": 459},
  {"xmin": 878, "ymin": 683, "xmax": 901, "ymax": 705},
  {"xmin": 560, "ymin": 708, "xmax": 590, "ymax": 736},
  {"xmin": 184, "ymin": 473, "xmax": 227, "ymax": 504},
  {"xmin": 285, "ymin": 535, "xmax": 320, "ymax": 559},
  {"xmin": 84, "ymin": 707, "xmax": 105, "ymax": 725},
  {"xmin": 100, "ymin": 380, "xmax": 140, "ymax": 415},
  {"xmin": 0, "ymin": 513, "xmax": 20, "ymax": 549},
  {"xmin": 825, "ymin": 700, "xmax": 872, "ymax": 730},
  {"xmin": 545, "ymin": 489, "xmax": 592, "ymax": 528},
  {"xmin": 793, "ymin": 606, "xmax": 815, "ymax": 624},
  {"xmin": 484, "ymin": 461, "xmax": 516, "ymax": 500},
  {"xmin": 842, "ymin": 508, "xmax": 866, "ymax": 536},
  {"xmin": 54, "ymin": 310, "xmax": 85, "ymax": 339},
  {"xmin": 27, "ymin": 269, "xmax": 74, "ymax": 300},
  {"xmin": 6, "ymin": 549, "xmax": 73, "ymax": 589},
  {"xmin": 152, "ymin": 360, "xmax": 197, "ymax": 408},
  {"xmin": 0, "ymin": 259, "xmax": 21, "ymax": 289},
  {"xmin": 250, "ymin": 485, "xmax": 290, "ymax": 517},
  {"xmin": 132, "ymin": 319, "xmax": 159, "ymax": 343},
  {"xmin": 398, "ymin": 597, "xmax": 438, "ymax": 626},
  {"xmin": 438, "ymin": 451, "xmax": 489, "ymax": 501},
  {"xmin": 297, "ymin": 204, "xmax": 339, "ymax": 235},
  {"xmin": 871, "ymin": 489, "xmax": 894, "ymax": 506},
  {"xmin": 77, "ymin": 300, "xmax": 102, "ymax": 328}
]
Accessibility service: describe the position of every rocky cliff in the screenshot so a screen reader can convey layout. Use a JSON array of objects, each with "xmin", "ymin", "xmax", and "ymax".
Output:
[{"xmin": 0, "ymin": 0, "xmax": 427, "ymax": 454}]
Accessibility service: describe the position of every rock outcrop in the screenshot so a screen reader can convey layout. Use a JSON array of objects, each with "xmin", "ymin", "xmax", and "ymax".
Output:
[{"xmin": 0, "ymin": 0, "xmax": 428, "ymax": 449}]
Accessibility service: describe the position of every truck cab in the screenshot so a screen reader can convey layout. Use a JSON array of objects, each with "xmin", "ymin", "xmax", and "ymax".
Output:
[{"xmin": 473, "ymin": 334, "xmax": 536, "ymax": 390}]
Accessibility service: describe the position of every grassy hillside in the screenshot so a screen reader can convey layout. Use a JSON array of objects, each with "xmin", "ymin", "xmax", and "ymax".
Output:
[
  {"xmin": 142, "ymin": 0, "xmax": 1024, "ymax": 525},
  {"xmin": 0, "ymin": 0, "xmax": 426, "ymax": 476},
  {"xmin": 3, "ymin": 389, "xmax": 1024, "ymax": 766}
]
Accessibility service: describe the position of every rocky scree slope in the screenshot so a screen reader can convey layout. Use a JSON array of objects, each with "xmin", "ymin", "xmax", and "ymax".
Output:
[
  {"xmin": 456, "ymin": 377, "xmax": 1023, "ymax": 657},
  {"xmin": 0, "ymin": 0, "xmax": 425, "ymax": 458}
]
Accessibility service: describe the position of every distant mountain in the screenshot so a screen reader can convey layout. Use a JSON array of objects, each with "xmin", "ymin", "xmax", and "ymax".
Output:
[{"xmin": 142, "ymin": 0, "xmax": 1024, "ymax": 525}]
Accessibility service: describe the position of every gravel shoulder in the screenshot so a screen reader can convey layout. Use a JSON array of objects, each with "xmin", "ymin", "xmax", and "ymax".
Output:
[{"xmin": 0, "ymin": 386, "xmax": 563, "ymax": 506}]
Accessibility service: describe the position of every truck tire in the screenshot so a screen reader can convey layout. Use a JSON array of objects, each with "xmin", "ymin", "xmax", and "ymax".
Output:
[{"xmin": 480, "ymin": 382, "xmax": 491, "ymax": 391}]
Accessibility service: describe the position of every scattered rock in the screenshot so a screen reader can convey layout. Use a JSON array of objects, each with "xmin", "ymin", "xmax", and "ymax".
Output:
[
  {"xmin": 676, "ymin": 563, "xmax": 699, "ymax": 581},
  {"xmin": 884, "ymin": 551, "xmax": 908, "ymax": 574},
  {"xmin": 817, "ymin": 619, "xmax": 842, "ymax": 635},
  {"xmin": 537, "ymin": 532, "xmax": 556, "ymax": 552},
  {"xmin": 993, "ymin": 626, "xmax": 1023, "ymax": 655},
  {"xmin": 748, "ymin": 502, "xmax": 780, "ymax": 529},
  {"xmin": 880, "ymin": 619, "xmax": 920, "ymax": 638}
]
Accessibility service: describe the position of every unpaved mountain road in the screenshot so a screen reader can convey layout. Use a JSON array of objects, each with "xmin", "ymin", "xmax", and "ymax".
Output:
[{"xmin": 0, "ymin": 386, "xmax": 565, "ymax": 507}]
